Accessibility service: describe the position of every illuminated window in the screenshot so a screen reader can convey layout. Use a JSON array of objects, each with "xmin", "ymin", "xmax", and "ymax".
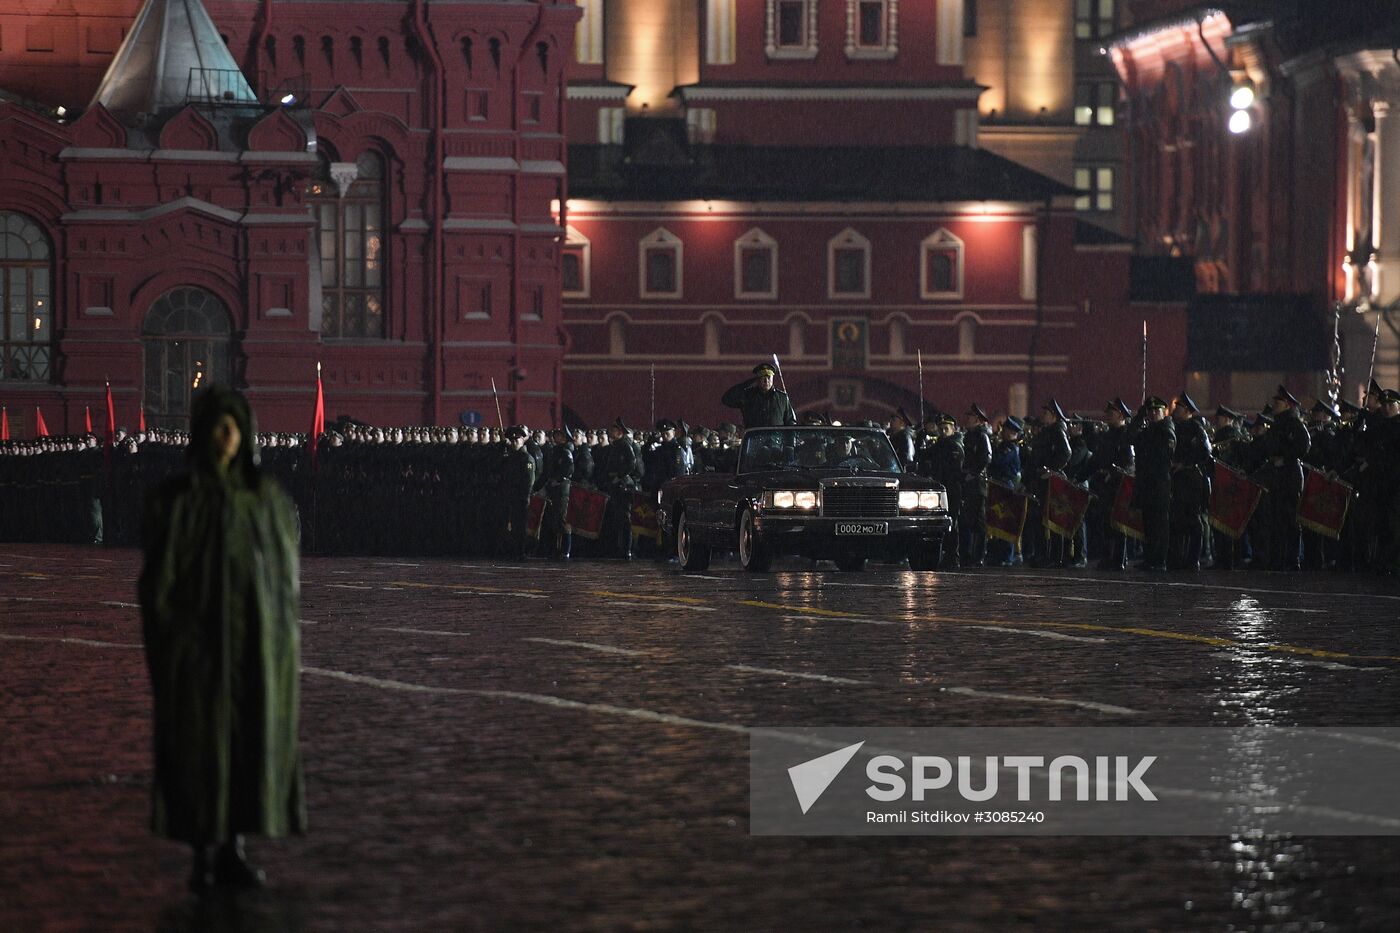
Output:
[
  {"xmin": 828, "ymin": 228, "xmax": 871, "ymax": 299},
  {"xmin": 598, "ymin": 107, "xmax": 625, "ymax": 143},
  {"xmin": 310, "ymin": 151, "xmax": 386, "ymax": 338},
  {"xmin": 639, "ymin": 228, "xmax": 682, "ymax": 299},
  {"xmin": 734, "ymin": 228, "xmax": 778, "ymax": 299},
  {"xmin": 706, "ymin": 0, "xmax": 736, "ymax": 65},
  {"xmin": 1075, "ymin": 0, "xmax": 1115, "ymax": 39},
  {"xmin": 575, "ymin": 0, "xmax": 603, "ymax": 65},
  {"xmin": 1075, "ymin": 81, "xmax": 1117, "ymax": 126},
  {"xmin": 562, "ymin": 226, "xmax": 590, "ymax": 298},
  {"xmin": 767, "ymin": 0, "xmax": 818, "ymax": 58},
  {"xmin": 1075, "ymin": 165, "xmax": 1115, "ymax": 213},
  {"xmin": 0, "ymin": 212, "xmax": 52, "ymax": 382},
  {"xmin": 686, "ymin": 107, "xmax": 717, "ymax": 144},
  {"xmin": 142, "ymin": 287, "xmax": 232, "ymax": 428},
  {"xmin": 920, "ymin": 228, "xmax": 964, "ymax": 300}
]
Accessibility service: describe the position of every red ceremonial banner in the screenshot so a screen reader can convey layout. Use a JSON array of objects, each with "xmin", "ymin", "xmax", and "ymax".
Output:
[
  {"xmin": 629, "ymin": 491, "xmax": 662, "ymax": 543},
  {"xmin": 1208, "ymin": 460, "xmax": 1264, "ymax": 540},
  {"xmin": 525, "ymin": 494, "xmax": 547, "ymax": 540},
  {"xmin": 1109, "ymin": 475, "xmax": 1145, "ymax": 541},
  {"xmin": 1296, "ymin": 465, "xmax": 1354, "ymax": 540},
  {"xmin": 986, "ymin": 481, "xmax": 1029, "ymax": 547},
  {"xmin": 1042, "ymin": 473, "xmax": 1092, "ymax": 539},
  {"xmin": 565, "ymin": 486, "xmax": 609, "ymax": 539}
]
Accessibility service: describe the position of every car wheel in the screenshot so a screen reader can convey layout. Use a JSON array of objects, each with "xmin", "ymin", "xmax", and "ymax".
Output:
[
  {"xmin": 908, "ymin": 539, "xmax": 943, "ymax": 571},
  {"xmin": 738, "ymin": 507, "xmax": 772, "ymax": 572},
  {"xmin": 676, "ymin": 510, "xmax": 711, "ymax": 571},
  {"xmin": 834, "ymin": 554, "xmax": 867, "ymax": 572}
]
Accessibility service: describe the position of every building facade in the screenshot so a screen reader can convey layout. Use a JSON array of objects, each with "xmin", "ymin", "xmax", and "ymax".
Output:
[
  {"xmin": 0, "ymin": 0, "xmax": 578, "ymax": 433},
  {"xmin": 559, "ymin": 0, "xmax": 1184, "ymax": 428}
]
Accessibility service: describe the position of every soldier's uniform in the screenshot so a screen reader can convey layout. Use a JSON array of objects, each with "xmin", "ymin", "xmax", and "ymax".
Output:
[
  {"xmin": 598, "ymin": 419, "xmax": 645, "ymax": 558},
  {"xmin": 540, "ymin": 430, "xmax": 574, "ymax": 559},
  {"xmin": 1209, "ymin": 406, "xmax": 1248, "ymax": 570},
  {"xmin": 960, "ymin": 405, "xmax": 993, "ymax": 566},
  {"xmin": 721, "ymin": 364, "xmax": 797, "ymax": 429},
  {"xmin": 1026, "ymin": 400, "xmax": 1072, "ymax": 567},
  {"xmin": 1088, "ymin": 399, "xmax": 1136, "ymax": 570},
  {"xmin": 1251, "ymin": 387, "xmax": 1311, "ymax": 570},
  {"xmin": 1130, "ymin": 398, "xmax": 1176, "ymax": 571},
  {"xmin": 986, "ymin": 418, "xmax": 1023, "ymax": 566},
  {"xmin": 1169, "ymin": 393, "xmax": 1212, "ymax": 571},
  {"xmin": 1302, "ymin": 401, "xmax": 1341, "ymax": 569},
  {"xmin": 887, "ymin": 407, "xmax": 917, "ymax": 472},
  {"xmin": 916, "ymin": 413, "xmax": 964, "ymax": 567},
  {"xmin": 501, "ymin": 426, "xmax": 537, "ymax": 560}
]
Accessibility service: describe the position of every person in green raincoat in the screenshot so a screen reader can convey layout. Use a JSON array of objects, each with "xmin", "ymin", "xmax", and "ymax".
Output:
[{"xmin": 138, "ymin": 385, "xmax": 306, "ymax": 891}]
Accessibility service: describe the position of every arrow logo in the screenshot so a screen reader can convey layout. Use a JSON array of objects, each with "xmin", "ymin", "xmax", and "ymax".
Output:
[{"xmin": 787, "ymin": 741, "xmax": 865, "ymax": 814}]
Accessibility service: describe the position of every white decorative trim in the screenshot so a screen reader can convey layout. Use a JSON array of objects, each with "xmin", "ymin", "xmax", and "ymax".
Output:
[
  {"xmin": 679, "ymin": 85, "xmax": 984, "ymax": 102},
  {"xmin": 935, "ymin": 0, "xmax": 965, "ymax": 66},
  {"xmin": 83, "ymin": 306, "xmax": 114, "ymax": 317},
  {"xmin": 567, "ymin": 84, "xmax": 632, "ymax": 101},
  {"xmin": 444, "ymin": 156, "xmax": 519, "ymax": 172},
  {"xmin": 733, "ymin": 227, "xmax": 778, "ymax": 300},
  {"xmin": 265, "ymin": 307, "xmax": 293, "ymax": 318},
  {"xmin": 639, "ymin": 227, "xmax": 683, "ymax": 299},
  {"xmin": 329, "ymin": 161, "xmax": 359, "ymax": 197},
  {"xmin": 521, "ymin": 160, "xmax": 566, "ymax": 174},
  {"xmin": 563, "ymin": 226, "xmax": 591, "ymax": 299},
  {"xmin": 845, "ymin": 0, "xmax": 898, "ymax": 60},
  {"xmin": 920, "ymin": 228, "xmax": 964, "ymax": 300},
  {"xmin": 766, "ymin": 0, "xmax": 819, "ymax": 60},
  {"xmin": 827, "ymin": 227, "xmax": 871, "ymax": 300}
]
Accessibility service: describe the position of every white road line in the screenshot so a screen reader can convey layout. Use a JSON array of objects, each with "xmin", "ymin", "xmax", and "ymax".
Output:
[
  {"xmin": 384, "ymin": 562, "xmax": 421, "ymax": 567},
  {"xmin": 385, "ymin": 627, "xmax": 473, "ymax": 638},
  {"xmin": 1201, "ymin": 606, "xmax": 1327, "ymax": 614},
  {"xmin": 1211, "ymin": 651, "xmax": 1385, "ymax": 672},
  {"xmin": 997, "ymin": 592, "xmax": 1124, "ymax": 605},
  {"xmin": 297, "ymin": 665, "xmax": 1400, "ymax": 830},
  {"xmin": 780, "ymin": 614, "xmax": 895, "ymax": 627},
  {"xmin": 326, "ymin": 583, "xmax": 373, "ymax": 590},
  {"xmin": 0, "ymin": 633, "xmax": 141, "ymax": 649},
  {"xmin": 524, "ymin": 637, "xmax": 647, "ymax": 657},
  {"xmin": 943, "ymin": 569, "xmax": 1400, "ymax": 603},
  {"xmin": 942, "ymin": 686, "xmax": 1139, "ymax": 716},
  {"xmin": 300, "ymin": 619, "xmax": 321, "ymax": 626},
  {"xmin": 725, "ymin": 664, "xmax": 870, "ymax": 685},
  {"xmin": 0, "ymin": 595, "xmax": 59, "ymax": 602},
  {"xmin": 455, "ymin": 590, "xmax": 548, "ymax": 599},
  {"xmin": 624, "ymin": 602, "xmax": 717, "ymax": 613},
  {"xmin": 682, "ymin": 574, "xmax": 728, "ymax": 580},
  {"xmin": 967, "ymin": 624, "xmax": 1109, "ymax": 644},
  {"xmin": 101, "ymin": 601, "xmax": 140, "ymax": 609}
]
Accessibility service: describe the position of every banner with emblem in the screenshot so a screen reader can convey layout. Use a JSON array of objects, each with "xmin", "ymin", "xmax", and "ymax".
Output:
[
  {"xmin": 565, "ymin": 486, "xmax": 609, "ymax": 539},
  {"xmin": 525, "ymin": 494, "xmax": 547, "ymax": 540},
  {"xmin": 629, "ymin": 491, "xmax": 662, "ymax": 543},
  {"xmin": 1109, "ymin": 475, "xmax": 1145, "ymax": 541},
  {"xmin": 1208, "ymin": 460, "xmax": 1264, "ymax": 540},
  {"xmin": 1296, "ymin": 466, "xmax": 1355, "ymax": 540},
  {"xmin": 1042, "ymin": 473, "xmax": 1093, "ymax": 538},
  {"xmin": 985, "ymin": 481, "xmax": 1029, "ymax": 546}
]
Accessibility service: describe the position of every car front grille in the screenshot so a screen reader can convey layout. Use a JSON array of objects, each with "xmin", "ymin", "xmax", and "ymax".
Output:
[{"xmin": 821, "ymin": 486, "xmax": 899, "ymax": 518}]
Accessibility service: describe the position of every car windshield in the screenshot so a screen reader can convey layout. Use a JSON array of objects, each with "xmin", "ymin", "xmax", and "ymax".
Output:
[{"xmin": 738, "ymin": 429, "xmax": 903, "ymax": 474}]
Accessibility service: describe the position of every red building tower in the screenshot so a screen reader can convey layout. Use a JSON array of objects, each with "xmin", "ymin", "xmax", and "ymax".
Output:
[
  {"xmin": 559, "ymin": 0, "xmax": 1185, "ymax": 428},
  {"xmin": 0, "ymin": 0, "xmax": 578, "ymax": 432}
]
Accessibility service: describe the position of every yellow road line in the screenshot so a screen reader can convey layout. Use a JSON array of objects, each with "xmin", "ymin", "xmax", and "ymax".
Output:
[
  {"xmin": 592, "ymin": 590, "xmax": 709, "ymax": 605},
  {"xmin": 390, "ymin": 580, "xmax": 545, "ymax": 594}
]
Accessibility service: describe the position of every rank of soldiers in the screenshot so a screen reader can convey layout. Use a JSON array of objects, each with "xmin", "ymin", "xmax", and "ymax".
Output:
[{"xmin": 2, "ymin": 367, "xmax": 1398, "ymax": 575}]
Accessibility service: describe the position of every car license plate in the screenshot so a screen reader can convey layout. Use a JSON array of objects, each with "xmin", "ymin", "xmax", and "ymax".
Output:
[{"xmin": 835, "ymin": 521, "xmax": 888, "ymax": 536}]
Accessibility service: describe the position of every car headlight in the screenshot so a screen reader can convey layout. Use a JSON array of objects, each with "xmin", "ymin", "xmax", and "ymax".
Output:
[
  {"xmin": 793, "ymin": 491, "xmax": 817, "ymax": 509},
  {"xmin": 767, "ymin": 490, "xmax": 817, "ymax": 509},
  {"xmin": 898, "ymin": 490, "xmax": 920, "ymax": 510},
  {"xmin": 900, "ymin": 490, "xmax": 944, "ymax": 510},
  {"xmin": 919, "ymin": 490, "xmax": 942, "ymax": 510},
  {"xmin": 772, "ymin": 490, "xmax": 796, "ymax": 509}
]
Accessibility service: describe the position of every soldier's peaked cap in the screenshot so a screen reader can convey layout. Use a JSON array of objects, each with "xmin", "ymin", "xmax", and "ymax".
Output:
[
  {"xmin": 1042, "ymin": 399, "xmax": 1068, "ymax": 421},
  {"xmin": 612, "ymin": 417, "xmax": 629, "ymax": 432},
  {"xmin": 967, "ymin": 403, "xmax": 989, "ymax": 421},
  {"xmin": 752, "ymin": 363, "xmax": 777, "ymax": 376},
  {"xmin": 1254, "ymin": 411, "xmax": 1275, "ymax": 426},
  {"xmin": 504, "ymin": 425, "xmax": 527, "ymax": 440},
  {"xmin": 894, "ymin": 407, "xmax": 914, "ymax": 425},
  {"xmin": 1003, "ymin": 416, "xmax": 1025, "ymax": 433},
  {"xmin": 1107, "ymin": 397, "xmax": 1133, "ymax": 417},
  {"xmin": 1369, "ymin": 378, "xmax": 1385, "ymax": 396},
  {"xmin": 1214, "ymin": 405, "xmax": 1241, "ymax": 419},
  {"xmin": 1175, "ymin": 392, "xmax": 1199, "ymax": 414},
  {"xmin": 1340, "ymin": 399, "xmax": 1364, "ymax": 414},
  {"xmin": 1381, "ymin": 388, "xmax": 1400, "ymax": 404},
  {"xmin": 1311, "ymin": 400, "xmax": 1339, "ymax": 418},
  {"xmin": 1145, "ymin": 396, "xmax": 1169, "ymax": 409},
  {"xmin": 1273, "ymin": 385, "xmax": 1301, "ymax": 406},
  {"xmin": 655, "ymin": 418, "xmax": 676, "ymax": 431}
]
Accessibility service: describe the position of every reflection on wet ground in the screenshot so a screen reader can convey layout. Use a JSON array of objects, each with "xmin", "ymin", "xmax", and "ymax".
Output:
[{"xmin": 4, "ymin": 545, "xmax": 1400, "ymax": 930}]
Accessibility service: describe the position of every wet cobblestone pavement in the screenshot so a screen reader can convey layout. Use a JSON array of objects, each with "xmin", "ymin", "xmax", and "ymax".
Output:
[{"xmin": 5, "ymin": 545, "xmax": 1400, "ymax": 931}]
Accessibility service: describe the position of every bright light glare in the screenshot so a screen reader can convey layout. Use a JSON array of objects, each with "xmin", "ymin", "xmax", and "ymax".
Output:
[
  {"xmin": 1230, "ymin": 86, "xmax": 1254, "ymax": 110},
  {"xmin": 1228, "ymin": 110, "xmax": 1252, "ymax": 134},
  {"xmin": 280, "ymin": 93, "xmax": 296, "ymax": 105},
  {"xmin": 772, "ymin": 491, "xmax": 795, "ymax": 509},
  {"xmin": 793, "ymin": 491, "xmax": 817, "ymax": 510},
  {"xmin": 898, "ymin": 491, "xmax": 919, "ymax": 510}
]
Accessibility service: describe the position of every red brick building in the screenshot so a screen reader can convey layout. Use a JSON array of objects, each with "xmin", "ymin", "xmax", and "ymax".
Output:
[
  {"xmin": 558, "ymin": 0, "xmax": 1186, "ymax": 427},
  {"xmin": 0, "ymin": 0, "xmax": 578, "ymax": 433}
]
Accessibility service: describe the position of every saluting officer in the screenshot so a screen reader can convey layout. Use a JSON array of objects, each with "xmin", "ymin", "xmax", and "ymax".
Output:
[
  {"xmin": 887, "ymin": 407, "xmax": 917, "ymax": 471},
  {"xmin": 501, "ymin": 426, "xmax": 536, "ymax": 560},
  {"xmin": 721, "ymin": 363, "xmax": 797, "ymax": 429}
]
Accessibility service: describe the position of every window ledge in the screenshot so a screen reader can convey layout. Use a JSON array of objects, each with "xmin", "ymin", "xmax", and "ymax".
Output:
[
  {"xmin": 766, "ymin": 46, "xmax": 819, "ymax": 60},
  {"xmin": 845, "ymin": 47, "xmax": 897, "ymax": 60}
]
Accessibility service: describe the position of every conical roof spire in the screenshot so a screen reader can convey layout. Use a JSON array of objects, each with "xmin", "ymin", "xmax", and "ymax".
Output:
[{"xmin": 90, "ymin": 0, "xmax": 257, "ymax": 122}]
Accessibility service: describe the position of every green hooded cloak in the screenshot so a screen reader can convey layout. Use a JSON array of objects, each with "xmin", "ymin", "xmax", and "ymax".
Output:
[{"xmin": 138, "ymin": 386, "xmax": 307, "ymax": 844}]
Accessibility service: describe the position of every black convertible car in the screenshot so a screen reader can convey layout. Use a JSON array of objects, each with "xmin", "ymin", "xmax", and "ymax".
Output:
[{"xmin": 657, "ymin": 426, "xmax": 953, "ymax": 572}]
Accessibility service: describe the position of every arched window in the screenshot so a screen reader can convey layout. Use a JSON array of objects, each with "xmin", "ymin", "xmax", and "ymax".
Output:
[
  {"xmin": 639, "ymin": 228, "xmax": 683, "ymax": 299},
  {"xmin": 920, "ymin": 228, "xmax": 964, "ymax": 300},
  {"xmin": 309, "ymin": 150, "xmax": 386, "ymax": 338},
  {"xmin": 142, "ymin": 287, "xmax": 232, "ymax": 428},
  {"xmin": 888, "ymin": 316, "xmax": 906, "ymax": 358},
  {"xmin": 576, "ymin": 0, "xmax": 603, "ymax": 64},
  {"xmin": 957, "ymin": 316, "xmax": 977, "ymax": 358},
  {"xmin": 0, "ymin": 212, "xmax": 52, "ymax": 381},
  {"xmin": 608, "ymin": 317, "xmax": 627, "ymax": 357},
  {"xmin": 734, "ymin": 227, "xmax": 777, "ymax": 299},
  {"xmin": 828, "ymin": 228, "xmax": 870, "ymax": 299}
]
